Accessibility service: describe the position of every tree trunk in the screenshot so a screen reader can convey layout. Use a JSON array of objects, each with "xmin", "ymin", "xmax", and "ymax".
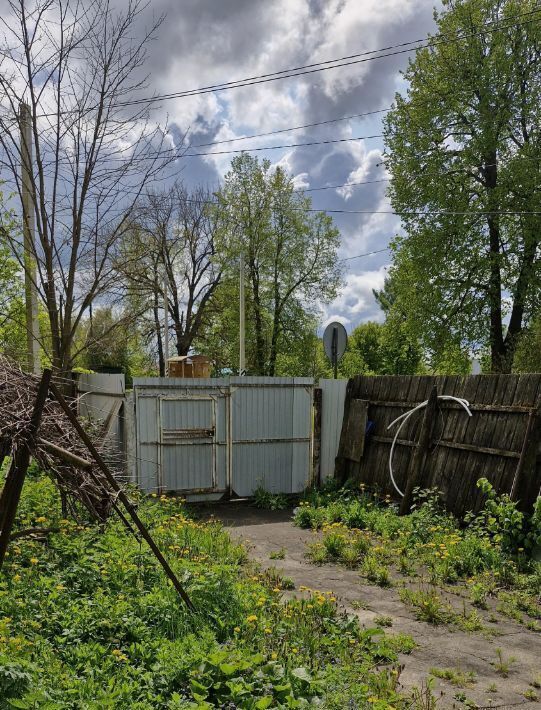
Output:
[{"xmin": 249, "ymin": 256, "xmax": 266, "ymax": 375}]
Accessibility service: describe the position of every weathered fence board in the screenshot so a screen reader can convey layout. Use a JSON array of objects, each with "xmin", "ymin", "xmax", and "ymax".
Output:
[{"xmin": 336, "ymin": 374, "xmax": 541, "ymax": 516}]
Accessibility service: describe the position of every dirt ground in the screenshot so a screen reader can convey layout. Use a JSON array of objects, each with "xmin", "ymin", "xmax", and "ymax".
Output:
[{"xmin": 199, "ymin": 502, "xmax": 541, "ymax": 710}]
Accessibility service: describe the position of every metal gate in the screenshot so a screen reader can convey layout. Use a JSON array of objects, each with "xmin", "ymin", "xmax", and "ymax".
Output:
[{"xmin": 132, "ymin": 377, "xmax": 313, "ymax": 500}]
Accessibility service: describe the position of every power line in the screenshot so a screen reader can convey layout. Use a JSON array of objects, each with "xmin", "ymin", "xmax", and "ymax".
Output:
[
  {"xmin": 114, "ymin": 9, "xmax": 541, "ymax": 108},
  {"xmin": 17, "ymin": 7, "xmax": 541, "ymax": 120},
  {"xmin": 300, "ymin": 208, "xmax": 541, "ymax": 216},
  {"xmin": 183, "ymin": 134, "xmax": 382, "ymax": 157},
  {"xmin": 341, "ymin": 248, "xmax": 390, "ymax": 262},
  {"xmin": 302, "ymin": 178, "xmax": 388, "ymax": 192},
  {"xmin": 188, "ymin": 109, "xmax": 390, "ymax": 148}
]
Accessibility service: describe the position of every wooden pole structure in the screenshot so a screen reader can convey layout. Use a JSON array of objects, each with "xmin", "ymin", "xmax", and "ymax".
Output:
[
  {"xmin": 399, "ymin": 385, "xmax": 439, "ymax": 515},
  {"xmin": 48, "ymin": 380, "xmax": 195, "ymax": 611},
  {"xmin": 20, "ymin": 101, "xmax": 41, "ymax": 375},
  {"xmin": 239, "ymin": 251, "xmax": 245, "ymax": 376},
  {"xmin": 0, "ymin": 369, "xmax": 51, "ymax": 571}
]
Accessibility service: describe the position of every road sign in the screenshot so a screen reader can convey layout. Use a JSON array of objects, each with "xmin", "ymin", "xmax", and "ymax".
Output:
[{"xmin": 323, "ymin": 321, "xmax": 347, "ymax": 378}]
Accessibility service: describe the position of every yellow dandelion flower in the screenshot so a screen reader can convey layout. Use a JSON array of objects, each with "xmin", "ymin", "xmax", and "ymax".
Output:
[{"xmin": 29, "ymin": 557, "xmax": 38, "ymax": 565}]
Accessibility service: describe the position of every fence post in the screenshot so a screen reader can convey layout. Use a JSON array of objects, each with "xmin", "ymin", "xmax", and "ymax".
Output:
[
  {"xmin": 0, "ymin": 369, "xmax": 52, "ymax": 571},
  {"xmin": 399, "ymin": 385, "xmax": 438, "ymax": 515},
  {"xmin": 312, "ymin": 387, "xmax": 322, "ymax": 486},
  {"xmin": 510, "ymin": 398, "xmax": 541, "ymax": 512},
  {"xmin": 335, "ymin": 378, "xmax": 354, "ymax": 484}
]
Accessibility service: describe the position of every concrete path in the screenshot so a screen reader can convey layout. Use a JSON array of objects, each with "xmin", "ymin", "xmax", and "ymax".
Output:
[{"xmin": 200, "ymin": 502, "xmax": 541, "ymax": 710}]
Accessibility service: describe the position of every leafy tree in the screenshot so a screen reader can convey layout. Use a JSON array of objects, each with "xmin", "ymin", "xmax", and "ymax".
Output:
[
  {"xmin": 0, "ymin": 190, "xmax": 27, "ymax": 362},
  {"xmin": 513, "ymin": 316, "xmax": 541, "ymax": 372},
  {"xmin": 338, "ymin": 321, "xmax": 423, "ymax": 376},
  {"xmin": 384, "ymin": 0, "xmax": 541, "ymax": 373},
  {"xmin": 117, "ymin": 186, "xmax": 221, "ymax": 375},
  {"xmin": 75, "ymin": 306, "xmax": 153, "ymax": 382},
  {"xmin": 214, "ymin": 154, "xmax": 342, "ymax": 375}
]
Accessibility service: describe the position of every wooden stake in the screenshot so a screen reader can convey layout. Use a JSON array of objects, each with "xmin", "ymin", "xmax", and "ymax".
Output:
[
  {"xmin": 399, "ymin": 385, "xmax": 438, "ymax": 515},
  {"xmin": 0, "ymin": 369, "xmax": 51, "ymax": 570},
  {"xmin": 49, "ymin": 380, "xmax": 195, "ymax": 611}
]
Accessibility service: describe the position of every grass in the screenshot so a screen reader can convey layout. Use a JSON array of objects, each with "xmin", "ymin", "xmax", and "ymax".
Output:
[
  {"xmin": 269, "ymin": 547, "xmax": 286, "ymax": 560},
  {"xmin": 429, "ymin": 667, "xmax": 477, "ymax": 688},
  {"xmin": 374, "ymin": 615, "xmax": 393, "ymax": 627},
  {"xmin": 1, "ymin": 470, "xmax": 424, "ymax": 709},
  {"xmin": 491, "ymin": 647, "xmax": 517, "ymax": 677},
  {"xmin": 294, "ymin": 479, "xmax": 541, "ymax": 636}
]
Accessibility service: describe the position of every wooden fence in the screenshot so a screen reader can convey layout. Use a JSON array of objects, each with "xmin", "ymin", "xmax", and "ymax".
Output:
[{"xmin": 335, "ymin": 374, "xmax": 541, "ymax": 516}]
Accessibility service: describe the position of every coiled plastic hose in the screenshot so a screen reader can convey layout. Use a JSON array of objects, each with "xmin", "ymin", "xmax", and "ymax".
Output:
[{"xmin": 387, "ymin": 396, "xmax": 472, "ymax": 497}]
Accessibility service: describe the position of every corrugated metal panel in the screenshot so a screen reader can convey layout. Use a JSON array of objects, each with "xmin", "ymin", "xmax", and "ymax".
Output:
[
  {"xmin": 231, "ymin": 378, "xmax": 313, "ymax": 497},
  {"xmin": 319, "ymin": 379, "xmax": 348, "ymax": 480},
  {"xmin": 77, "ymin": 373, "xmax": 125, "ymax": 457},
  {"xmin": 133, "ymin": 377, "xmax": 314, "ymax": 497}
]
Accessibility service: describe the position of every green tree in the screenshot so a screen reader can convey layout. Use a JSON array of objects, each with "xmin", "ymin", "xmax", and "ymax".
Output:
[
  {"xmin": 339, "ymin": 321, "xmax": 423, "ymax": 376},
  {"xmin": 384, "ymin": 0, "xmax": 541, "ymax": 373},
  {"xmin": 214, "ymin": 154, "xmax": 342, "ymax": 376},
  {"xmin": 75, "ymin": 307, "xmax": 153, "ymax": 383},
  {"xmin": 0, "ymin": 190, "xmax": 27, "ymax": 363},
  {"xmin": 513, "ymin": 316, "xmax": 541, "ymax": 372}
]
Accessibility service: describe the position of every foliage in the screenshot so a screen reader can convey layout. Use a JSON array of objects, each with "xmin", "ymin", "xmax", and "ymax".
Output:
[
  {"xmin": 338, "ymin": 320, "xmax": 423, "ymax": 377},
  {"xmin": 75, "ymin": 306, "xmax": 153, "ymax": 383},
  {"xmin": 0, "ymin": 188, "xmax": 27, "ymax": 364},
  {"xmin": 383, "ymin": 0, "xmax": 541, "ymax": 373},
  {"xmin": 211, "ymin": 154, "xmax": 342, "ymax": 376},
  {"xmin": 294, "ymin": 479, "xmax": 541, "ymax": 634},
  {"xmin": 429, "ymin": 667, "xmax": 477, "ymax": 688},
  {"xmin": 0, "ymin": 473, "xmax": 419, "ymax": 708},
  {"xmin": 252, "ymin": 486, "xmax": 289, "ymax": 511},
  {"xmin": 465, "ymin": 478, "xmax": 541, "ymax": 554}
]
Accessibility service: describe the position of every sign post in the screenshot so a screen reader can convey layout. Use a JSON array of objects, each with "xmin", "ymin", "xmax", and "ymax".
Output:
[{"xmin": 323, "ymin": 321, "xmax": 347, "ymax": 379}]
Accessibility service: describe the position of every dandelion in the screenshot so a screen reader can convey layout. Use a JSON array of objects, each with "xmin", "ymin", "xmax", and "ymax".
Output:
[
  {"xmin": 29, "ymin": 557, "xmax": 38, "ymax": 565},
  {"xmin": 246, "ymin": 615, "xmax": 258, "ymax": 623},
  {"xmin": 271, "ymin": 652, "xmax": 278, "ymax": 660},
  {"xmin": 234, "ymin": 627, "xmax": 240, "ymax": 633},
  {"xmin": 264, "ymin": 627, "xmax": 272, "ymax": 634},
  {"xmin": 35, "ymin": 516, "xmax": 47, "ymax": 523}
]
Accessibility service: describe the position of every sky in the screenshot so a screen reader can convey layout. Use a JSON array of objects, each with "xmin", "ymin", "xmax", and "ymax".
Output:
[
  {"xmin": 0, "ymin": 0, "xmax": 440, "ymax": 331},
  {"xmin": 130, "ymin": 0, "xmax": 440, "ymax": 331}
]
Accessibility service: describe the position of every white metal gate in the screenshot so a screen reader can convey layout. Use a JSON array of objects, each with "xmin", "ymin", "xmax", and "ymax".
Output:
[{"xmin": 132, "ymin": 377, "xmax": 313, "ymax": 499}]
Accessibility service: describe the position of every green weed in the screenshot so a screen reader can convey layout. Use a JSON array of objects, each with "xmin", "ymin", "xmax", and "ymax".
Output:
[{"xmin": 429, "ymin": 667, "xmax": 476, "ymax": 688}]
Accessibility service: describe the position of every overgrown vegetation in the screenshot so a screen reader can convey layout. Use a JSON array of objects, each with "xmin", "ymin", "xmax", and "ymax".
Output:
[
  {"xmin": 1, "ymin": 470, "xmax": 423, "ymax": 709},
  {"xmin": 294, "ymin": 479, "xmax": 541, "ymax": 631}
]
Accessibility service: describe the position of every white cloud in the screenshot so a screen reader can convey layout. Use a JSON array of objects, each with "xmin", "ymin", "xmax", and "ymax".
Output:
[{"xmin": 323, "ymin": 265, "xmax": 389, "ymax": 329}]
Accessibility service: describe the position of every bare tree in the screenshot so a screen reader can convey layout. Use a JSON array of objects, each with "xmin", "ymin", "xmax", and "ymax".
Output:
[
  {"xmin": 0, "ymin": 0, "xmax": 181, "ymax": 379},
  {"xmin": 118, "ymin": 184, "xmax": 222, "ymax": 372}
]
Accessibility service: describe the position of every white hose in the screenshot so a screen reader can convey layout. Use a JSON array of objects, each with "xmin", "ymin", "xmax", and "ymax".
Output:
[{"xmin": 386, "ymin": 395, "xmax": 472, "ymax": 497}]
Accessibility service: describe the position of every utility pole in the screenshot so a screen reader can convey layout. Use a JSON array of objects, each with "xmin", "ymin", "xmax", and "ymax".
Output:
[
  {"xmin": 20, "ymin": 101, "xmax": 40, "ymax": 374},
  {"xmin": 239, "ymin": 251, "xmax": 245, "ymax": 376},
  {"xmin": 163, "ymin": 274, "xmax": 169, "ymax": 376}
]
